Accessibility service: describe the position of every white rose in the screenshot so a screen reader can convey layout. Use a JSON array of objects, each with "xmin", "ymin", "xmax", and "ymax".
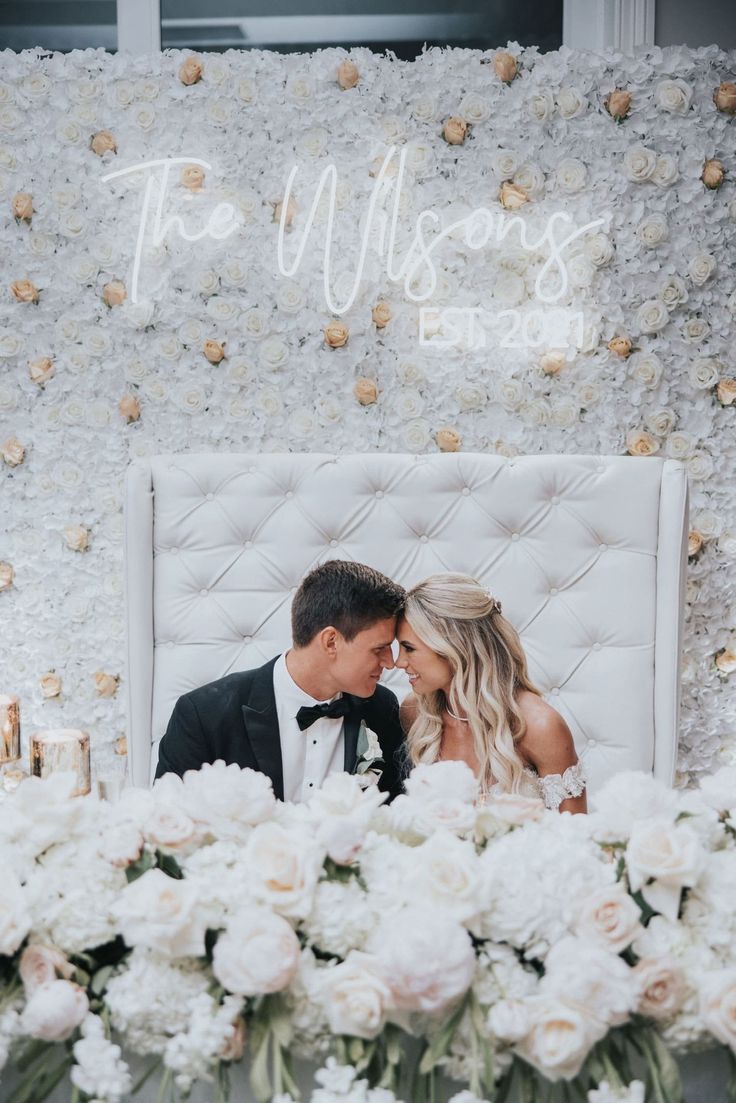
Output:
[
  {"xmin": 0, "ymin": 871, "xmax": 31, "ymax": 954},
  {"xmin": 626, "ymin": 819, "xmax": 703, "ymax": 921},
  {"xmin": 319, "ymin": 952, "xmax": 393, "ymax": 1039},
  {"xmin": 514, "ymin": 162, "xmax": 545, "ymax": 196},
  {"xmin": 645, "ymin": 408, "xmax": 676, "ymax": 436},
  {"xmin": 637, "ymin": 213, "xmax": 668, "ymax": 247},
  {"xmin": 665, "ymin": 431, "xmax": 694, "ymax": 460},
  {"xmin": 585, "ymin": 233, "xmax": 614, "ymax": 268},
  {"xmin": 113, "ymin": 867, "xmax": 207, "ymax": 957},
  {"xmin": 372, "ymin": 906, "xmax": 475, "ymax": 1013},
  {"xmin": 688, "ymin": 358, "xmax": 720, "ymax": 389},
  {"xmin": 410, "ymin": 829, "xmax": 481, "ymax": 924},
  {"xmin": 277, "ymin": 281, "xmax": 306, "ymax": 314},
  {"xmin": 637, "ymin": 299, "xmax": 669, "ymax": 335},
  {"xmin": 633, "ymin": 956, "xmax": 687, "ymax": 1020},
  {"xmin": 493, "ymin": 149, "xmax": 519, "ymax": 178},
  {"xmin": 652, "ymin": 154, "xmax": 679, "ymax": 187},
  {"xmin": 213, "ymin": 907, "xmax": 300, "ymax": 995},
  {"xmin": 179, "ymin": 760, "xmax": 276, "ymax": 837},
  {"xmin": 516, "ymin": 995, "xmax": 603, "ymax": 1081},
  {"xmin": 403, "ymin": 418, "xmax": 432, "ymax": 452},
  {"xmin": 244, "ymin": 821, "xmax": 323, "ymax": 918},
  {"xmin": 689, "ymin": 253, "xmax": 716, "ymax": 286},
  {"xmin": 573, "ymin": 883, "xmax": 644, "ymax": 953},
  {"xmin": 317, "ymin": 816, "xmax": 368, "ymax": 866},
  {"xmin": 624, "ymin": 145, "xmax": 657, "ymax": 183},
  {"xmin": 541, "ymin": 937, "xmax": 637, "ymax": 1026},
  {"xmin": 528, "ymin": 89, "xmax": 555, "ymax": 122},
  {"xmin": 698, "ymin": 766, "xmax": 736, "ymax": 813},
  {"xmin": 259, "ymin": 337, "xmax": 290, "ymax": 370},
  {"xmin": 144, "ymin": 803, "xmax": 199, "ymax": 853},
  {"xmin": 22, "ymin": 980, "xmax": 89, "ymax": 1042},
  {"xmin": 556, "ymin": 87, "xmax": 586, "ymax": 118},
  {"xmin": 719, "ymin": 531, "xmax": 736, "ymax": 558},
  {"xmin": 655, "ymin": 78, "xmax": 692, "ymax": 114},
  {"xmin": 687, "ymin": 451, "xmax": 714, "ymax": 481},
  {"xmin": 658, "ymin": 275, "xmax": 688, "ymax": 310},
  {"xmin": 411, "ymin": 94, "xmax": 437, "ymax": 123},
  {"xmin": 556, "ymin": 158, "xmax": 588, "ymax": 193},
  {"xmin": 699, "ymin": 969, "xmax": 736, "ymax": 1049},
  {"xmin": 682, "ymin": 317, "xmax": 710, "ymax": 344}
]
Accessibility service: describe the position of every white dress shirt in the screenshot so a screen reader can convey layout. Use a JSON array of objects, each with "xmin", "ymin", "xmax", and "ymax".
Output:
[{"xmin": 273, "ymin": 653, "xmax": 346, "ymax": 803}]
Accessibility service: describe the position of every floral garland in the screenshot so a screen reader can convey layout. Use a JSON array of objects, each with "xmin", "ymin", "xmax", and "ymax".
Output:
[
  {"xmin": 0, "ymin": 44, "xmax": 734, "ymax": 781},
  {"xmin": 2, "ymin": 760, "xmax": 736, "ymax": 1102}
]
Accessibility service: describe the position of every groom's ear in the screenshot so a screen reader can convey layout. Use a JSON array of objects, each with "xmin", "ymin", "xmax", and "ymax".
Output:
[{"xmin": 319, "ymin": 626, "xmax": 340, "ymax": 657}]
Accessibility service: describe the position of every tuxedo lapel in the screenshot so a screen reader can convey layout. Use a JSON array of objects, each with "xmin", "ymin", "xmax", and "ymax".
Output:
[
  {"xmin": 343, "ymin": 699, "xmax": 362, "ymax": 773},
  {"xmin": 241, "ymin": 657, "xmax": 284, "ymax": 801}
]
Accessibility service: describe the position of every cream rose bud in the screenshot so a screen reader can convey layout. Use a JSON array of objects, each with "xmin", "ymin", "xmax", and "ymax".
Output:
[
  {"xmin": 354, "ymin": 378, "xmax": 378, "ymax": 405},
  {"xmin": 715, "ymin": 647, "xmax": 736, "ymax": 674},
  {"xmin": 20, "ymin": 945, "xmax": 73, "ymax": 994},
  {"xmin": 324, "ymin": 320, "xmax": 349, "ymax": 348},
  {"xmin": 1, "ymin": 437, "xmax": 25, "ymax": 466},
  {"xmin": 717, "ymin": 379, "xmax": 736, "ymax": 405},
  {"xmin": 213, "ymin": 908, "xmax": 300, "ymax": 996},
  {"xmin": 22, "ymin": 979, "xmax": 89, "ymax": 1042},
  {"xmin": 118, "ymin": 394, "xmax": 141, "ymax": 422},
  {"xmin": 626, "ymin": 819, "xmax": 703, "ymax": 920},
  {"xmin": 29, "ymin": 356, "xmax": 54, "ymax": 385},
  {"xmin": 605, "ymin": 89, "xmax": 631, "ymax": 119},
  {"xmin": 493, "ymin": 51, "xmax": 518, "ymax": 83},
  {"xmin": 94, "ymin": 671, "xmax": 119, "ymax": 698},
  {"xmin": 515, "ymin": 996, "xmax": 602, "ymax": 1081},
  {"xmin": 179, "ymin": 56, "xmax": 204, "ymax": 85},
  {"xmin": 626, "ymin": 429, "xmax": 659, "ymax": 457},
  {"xmin": 13, "ymin": 192, "xmax": 33, "ymax": 221},
  {"xmin": 203, "ymin": 339, "xmax": 226, "ymax": 363},
  {"xmin": 688, "ymin": 530, "xmax": 704, "ymax": 557},
  {"xmin": 714, "ymin": 81, "xmax": 736, "ymax": 115},
  {"xmin": 336, "ymin": 60, "xmax": 360, "ymax": 89},
  {"xmin": 699, "ymin": 969, "xmax": 736, "ymax": 1049},
  {"xmin": 371, "ymin": 300, "xmax": 392, "ymax": 328},
  {"xmin": 272, "ymin": 195, "xmax": 297, "ymax": 226},
  {"xmin": 0, "ymin": 561, "xmax": 14, "ymax": 590},
  {"xmin": 633, "ymin": 956, "xmax": 687, "ymax": 1019},
  {"xmin": 89, "ymin": 129, "xmax": 117, "ymax": 157},
  {"xmin": 539, "ymin": 351, "xmax": 565, "ymax": 375},
  {"xmin": 181, "ymin": 164, "xmax": 205, "ymax": 191},
  {"xmin": 10, "ymin": 279, "xmax": 40, "ymax": 304},
  {"xmin": 114, "ymin": 867, "xmax": 207, "ymax": 956},
  {"xmin": 499, "ymin": 181, "xmax": 529, "ymax": 210},
  {"xmin": 573, "ymin": 883, "xmax": 643, "ymax": 953},
  {"xmin": 102, "ymin": 279, "xmax": 126, "ymax": 307},
  {"xmin": 320, "ymin": 952, "xmax": 392, "ymax": 1040},
  {"xmin": 40, "ymin": 671, "xmax": 62, "ymax": 698},
  {"xmin": 436, "ymin": 426, "xmax": 461, "ymax": 453},
  {"xmin": 702, "ymin": 158, "xmax": 725, "ymax": 189},
  {"xmin": 608, "ymin": 336, "xmax": 632, "ymax": 358},
  {"xmin": 443, "ymin": 116, "xmax": 468, "ymax": 145},
  {"xmin": 64, "ymin": 524, "xmax": 90, "ymax": 552}
]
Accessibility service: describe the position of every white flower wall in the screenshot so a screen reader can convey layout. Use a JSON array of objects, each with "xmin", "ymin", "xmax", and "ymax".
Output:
[{"xmin": 0, "ymin": 43, "xmax": 734, "ymax": 779}]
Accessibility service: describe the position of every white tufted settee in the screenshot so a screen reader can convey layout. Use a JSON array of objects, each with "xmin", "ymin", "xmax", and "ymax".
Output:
[{"xmin": 124, "ymin": 453, "xmax": 689, "ymax": 791}]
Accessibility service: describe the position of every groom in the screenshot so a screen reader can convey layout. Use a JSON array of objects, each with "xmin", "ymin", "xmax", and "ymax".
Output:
[{"xmin": 154, "ymin": 560, "xmax": 407, "ymax": 800}]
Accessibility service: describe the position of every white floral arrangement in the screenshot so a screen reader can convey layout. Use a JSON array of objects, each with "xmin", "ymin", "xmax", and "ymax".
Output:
[
  {"xmin": 0, "ymin": 44, "xmax": 735, "ymax": 782},
  {"xmin": 2, "ymin": 760, "xmax": 736, "ymax": 1102}
]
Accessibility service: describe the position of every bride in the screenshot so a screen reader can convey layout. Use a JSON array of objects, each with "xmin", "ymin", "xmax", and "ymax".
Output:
[{"xmin": 396, "ymin": 573, "xmax": 587, "ymax": 813}]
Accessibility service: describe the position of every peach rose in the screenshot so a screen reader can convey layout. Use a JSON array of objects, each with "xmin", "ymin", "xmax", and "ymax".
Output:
[
  {"xmin": 89, "ymin": 130, "xmax": 117, "ymax": 157},
  {"xmin": 688, "ymin": 530, "xmax": 704, "ymax": 558},
  {"xmin": 29, "ymin": 356, "xmax": 54, "ymax": 385},
  {"xmin": 372, "ymin": 300, "xmax": 392, "ymax": 328},
  {"xmin": 634, "ymin": 957, "xmax": 687, "ymax": 1020},
  {"xmin": 436, "ymin": 426, "xmax": 462, "ymax": 452},
  {"xmin": 181, "ymin": 165, "xmax": 205, "ymax": 191},
  {"xmin": 716, "ymin": 379, "xmax": 736, "ymax": 406},
  {"xmin": 40, "ymin": 672, "xmax": 62, "ymax": 699},
  {"xmin": 1, "ymin": 437, "xmax": 25, "ymax": 466},
  {"xmin": 102, "ymin": 279, "xmax": 127, "ymax": 307},
  {"xmin": 354, "ymin": 378, "xmax": 378, "ymax": 405},
  {"xmin": 324, "ymin": 320, "xmax": 349, "ymax": 348},
  {"xmin": 119, "ymin": 394, "xmax": 141, "ymax": 422},
  {"xmin": 443, "ymin": 116, "xmax": 468, "ymax": 145},
  {"xmin": 64, "ymin": 524, "xmax": 90, "ymax": 552},
  {"xmin": 272, "ymin": 196, "xmax": 297, "ymax": 226},
  {"xmin": 12, "ymin": 193, "xmax": 33, "ymax": 222},
  {"xmin": 539, "ymin": 352, "xmax": 566, "ymax": 376},
  {"xmin": 94, "ymin": 672, "xmax": 119, "ymax": 699},
  {"xmin": 605, "ymin": 89, "xmax": 632, "ymax": 120},
  {"xmin": 337, "ymin": 60, "xmax": 360, "ymax": 90},
  {"xmin": 0, "ymin": 562, "xmax": 14, "ymax": 591},
  {"xmin": 715, "ymin": 648, "xmax": 736, "ymax": 675},
  {"xmin": 20, "ymin": 945, "xmax": 74, "ymax": 995},
  {"xmin": 608, "ymin": 336, "xmax": 632, "ymax": 358},
  {"xmin": 702, "ymin": 159, "xmax": 725, "ymax": 190},
  {"xmin": 493, "ymin": 51, "xmax": 518, "ymax": 84},
  {"xmin": 10, "ymin": 279, "xmax": 39, "ymax": 304},
  {"xmin": 179, "ymin": 57, "xmax": 204, "ymax": 85},
  {"xmin": 203, "ymin": 339, "xmax": 226, "ymax": 364},
  {"xmin": 499, "ymin": 181, "xmax": 529, "ymax": 210},
  {"xmin": 114, "ymin": 735, "xmax": 128, "ymax": 757},
  {"xmin": 626, "ymin": 429, "xmax": 659, "ymax": 457},
  {"xmin": 219, "ymin": 1017, "xmax": 247, "ymax": 1062},
  {"xmin": 714, "ymin": 82, "xmax": 736, "ymax": 115}
]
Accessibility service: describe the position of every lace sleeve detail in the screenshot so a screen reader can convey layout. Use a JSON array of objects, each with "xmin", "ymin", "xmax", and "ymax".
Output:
[{"xmin": 536, "ymin": 761, "xmax": 587, "ymax": 812}]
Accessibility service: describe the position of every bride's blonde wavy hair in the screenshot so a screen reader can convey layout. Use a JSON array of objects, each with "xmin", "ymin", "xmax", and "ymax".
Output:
[{"xmin": 403, "ymin": 573, "xmax": 541, "ymax": 794}]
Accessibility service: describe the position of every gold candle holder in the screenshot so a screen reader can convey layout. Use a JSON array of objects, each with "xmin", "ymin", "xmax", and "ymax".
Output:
[
  {"xmin": 0, "ymin": 694, "xmax": 20, "ymax": 765},
  {"xmin": 30, "ymin": 729, "xmax": 91, "ymax": 796}
]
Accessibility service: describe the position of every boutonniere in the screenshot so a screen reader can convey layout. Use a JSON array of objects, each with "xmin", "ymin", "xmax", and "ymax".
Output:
[{"xmin": 355, "ymin": 720, "xmax": 384, "ymax": 787}]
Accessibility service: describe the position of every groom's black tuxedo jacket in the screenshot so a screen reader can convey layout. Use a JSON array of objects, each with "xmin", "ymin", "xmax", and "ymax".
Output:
[{"xmin": 154, "ymin": 655, "xmax": 406, "ymax": 801}]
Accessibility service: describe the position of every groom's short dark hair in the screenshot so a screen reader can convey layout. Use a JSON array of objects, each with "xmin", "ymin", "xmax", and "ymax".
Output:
[{"xmin": 291, "ymin": 560, "xmax": 405, "ymax": 647}]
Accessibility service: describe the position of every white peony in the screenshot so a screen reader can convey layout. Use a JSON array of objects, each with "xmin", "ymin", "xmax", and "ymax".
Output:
[
  {"xmin": 22, "ymin": 979, "xmax": 89, "ymax": 1041},
  {"xmin": 178, "ymin": 760, "xmax": 277, "ymax": 838},
  {"xmin": 589, "ymin": 772, "xmax": 680, "ymax": 841},
  {"xmin": 212, "ymin": 906, "xmax": 300, "ymax": 995},
  {"xmin": 113, "ymin": 867, "xmax": 208, "ymax": 957},
  {"xmin": 540, "ymin": 936, "xmax": 637, "ymax": 1026}
]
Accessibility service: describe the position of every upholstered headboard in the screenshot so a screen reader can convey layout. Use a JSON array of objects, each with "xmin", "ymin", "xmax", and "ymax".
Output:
[{"xmin": 124, "ymin": 453, "xmax": 689, "ymax": 790}]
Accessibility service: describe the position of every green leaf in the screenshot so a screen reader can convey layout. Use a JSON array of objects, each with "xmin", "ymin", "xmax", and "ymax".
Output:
[
  {"xmin": 131, "ymin": 1056, "xmax": 163, "ymax": 1095},
  {"xmin": 125, "ymin": 849, "xmax": 156, "ymax": 883},
  {"xmin": 418, "ymin": 996, "xmax": 468, "ymax": 1075},
  {"xmin": 647, "ymin": 1029, "xmax": 684, "ymax": 1103},
  {"xmin": 90, "ymin": 964, "xmax": 114, "ymax": 997}
]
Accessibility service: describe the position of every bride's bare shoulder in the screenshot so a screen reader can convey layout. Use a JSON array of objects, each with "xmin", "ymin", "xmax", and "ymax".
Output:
[
  {"xmin": 515, "ymin": 689, "xmax": 576, "ymax": 767},
  {"xmin": 399, "ymin": 692, "xmax": 419, "ymax": 731}
]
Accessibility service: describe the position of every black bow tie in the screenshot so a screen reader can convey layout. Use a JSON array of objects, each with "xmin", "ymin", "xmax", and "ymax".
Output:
[{"xmin": 296, "ymin": 697, "xmax": 352, "ymax": 731}]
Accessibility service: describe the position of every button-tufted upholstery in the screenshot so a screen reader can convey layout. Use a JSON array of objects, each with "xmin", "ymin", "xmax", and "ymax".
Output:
[{"xmin": 124, "ymin": 453, "xmax": 689, "ymax": 791}]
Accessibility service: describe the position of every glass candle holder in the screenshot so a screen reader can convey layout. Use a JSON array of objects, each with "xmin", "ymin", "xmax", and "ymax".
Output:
[
  {"xmin": 30, "ymin": 729, "xmax": 91, "ymax": 796},
  {"xmin": 0, "ymin": 694, "xmax": 20, "ymax": 765}
]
